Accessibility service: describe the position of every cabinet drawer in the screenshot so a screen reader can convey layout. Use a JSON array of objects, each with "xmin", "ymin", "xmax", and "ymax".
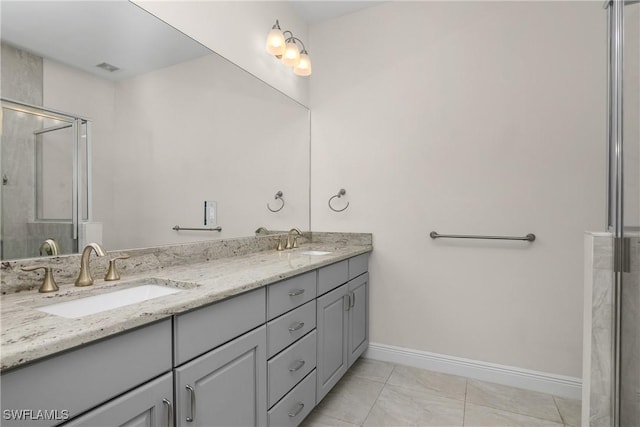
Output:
[
  {"xmin": 318, "ymin": 260, "xmax": 348, "ymax": 296},
  {"xmin": 268, "ymin": 330, "xmax": 317, "ymax": 407},
  {"xmin": 349, "ymin": 253, "xmax": 369, "ymax": 279},
  {"xmin": 267, "ymin": 299, "xmax": 316, "ymax": 358},
  {"xmin": 174, "ymin": 287, "xmax": 265, "ymax": 366},
  {"xmin": 1, "ymin": 319, "xmax": 172, "ymax": 427},
  {"xmin": 267, "ymin": 271, "xmax": 316, "ymax": 320},
  {"xmin": 268, "ymin": 370, "xmax": 316, "ymax": 427}
]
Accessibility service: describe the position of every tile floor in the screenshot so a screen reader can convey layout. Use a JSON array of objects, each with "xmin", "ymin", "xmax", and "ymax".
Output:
[{"xmin": 302, "ymin": 360, "xmax": 581, "ymax": 427}]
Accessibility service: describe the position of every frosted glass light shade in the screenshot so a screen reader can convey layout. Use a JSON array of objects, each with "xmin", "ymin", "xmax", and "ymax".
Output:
[
  {"xmin": 265, "ymin": 29, "xmax": 285, "ymax": 56},
  {"xmin": 293, "ymin": 53, "xmax": 312, "ymax": 76},
  {"xmin": 281, "ymin": 42, "xmax": 300, "ymax": 67}
]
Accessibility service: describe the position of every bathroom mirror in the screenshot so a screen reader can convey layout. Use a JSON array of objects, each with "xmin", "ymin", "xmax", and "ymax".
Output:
[{"xmin": 0, "ymin": 1, "xmax": 310, "ymax": 260}]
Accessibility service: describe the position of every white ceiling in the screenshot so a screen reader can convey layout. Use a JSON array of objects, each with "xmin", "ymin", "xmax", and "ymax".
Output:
[
  {"xmin": 1, "ymin": 1, "xmax": 383, "ymax": 82},
  {"xmin": 289, "ymin": 1, "xmax": 385, "ymax": 24},
  {"xmin": 0, "ymin": 1, "xmax": 211, "ymax": 81}
]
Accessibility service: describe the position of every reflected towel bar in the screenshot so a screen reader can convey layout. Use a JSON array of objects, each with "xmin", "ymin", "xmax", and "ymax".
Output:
[
  {"xmin": 430, "ymin": 231, "xmax": 535, "ymax": 242},
  {"xmin": 173, "ymin": 225, "xmax": 222, "ymax": 232}
]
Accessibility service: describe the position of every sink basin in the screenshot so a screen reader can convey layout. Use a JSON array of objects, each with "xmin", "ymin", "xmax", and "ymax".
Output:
[
  {"xmin": 298, "ymin": 250, "xmax": 332, "ymax": 256},
  {"xmin": 37, "ymin": 284, "xmax": 182, "ymax": 319}
]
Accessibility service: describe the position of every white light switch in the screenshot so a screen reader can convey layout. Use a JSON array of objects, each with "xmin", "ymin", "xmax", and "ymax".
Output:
[{"xmin": 204, "ymin": 201, "xmax": 217, "ymax": 226}]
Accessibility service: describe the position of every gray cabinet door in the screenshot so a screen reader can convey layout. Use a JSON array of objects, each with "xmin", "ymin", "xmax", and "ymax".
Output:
[
  {"xmin": 62, "ymin": 373, "xmax": 173, "ymax": 427},
  {"xmin": 348, "ymin": 273, "xmax": 369, "ymax": 367},
  {"xmin": 316, "ymin": 283, "xmax": 349, "ymax": 403},
  {"xmin": 174, "ymin": 326, "xmax": 267, "ymax": 427}
]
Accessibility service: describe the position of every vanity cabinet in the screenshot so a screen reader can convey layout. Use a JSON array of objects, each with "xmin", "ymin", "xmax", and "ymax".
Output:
[
  {"xmin": 0, "ymin": 319, "xmax": 172, "ymax": 427},
  {"xmin": 174, "ymin": 326, "xmax": 267, "ymax": 427},
  {"xmin": 1, "ymin": 251, "xmax": 369, "ymax": 427},
  {"xmin": 61, "ymin": 373, "xmax": 173, "ymax": 427},
  {"xmin": 316, "ymin": 256, "xmax": 369, "ymax": 403}
]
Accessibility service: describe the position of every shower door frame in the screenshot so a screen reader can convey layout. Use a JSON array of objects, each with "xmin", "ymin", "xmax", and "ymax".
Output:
[
  {"xmin": 0, "ymin": 98, "xmax": 92, "ymax": 257},
  {"xmin": 606, "ymin": 0, "xmax": 639, "ymax": 426}
]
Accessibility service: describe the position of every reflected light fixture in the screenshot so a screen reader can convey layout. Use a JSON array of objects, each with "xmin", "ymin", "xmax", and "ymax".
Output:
[{"xmin": 265, "ymin": 19, "xmax": 312, "ymax": 77}]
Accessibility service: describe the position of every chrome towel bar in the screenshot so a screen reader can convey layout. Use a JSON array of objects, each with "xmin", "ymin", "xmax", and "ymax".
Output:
[
  {"xmin": 173, "ymin": 225, "xmax": 222, "ymax": 232},
  {"xmin": 430, "ymin": 231, "xmax": 535, "ymax": 242}
]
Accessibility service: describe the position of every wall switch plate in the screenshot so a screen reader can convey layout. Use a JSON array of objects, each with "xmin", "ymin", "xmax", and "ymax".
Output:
[{"xmin": 204, "ymin": 201, "xmax": 217, "ymax": 226}]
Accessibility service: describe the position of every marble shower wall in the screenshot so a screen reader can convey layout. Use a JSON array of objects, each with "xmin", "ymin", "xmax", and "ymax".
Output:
[
  {"xmin": 583, "ymin": 233, "xmax": 640, "ymax": 426},
  {"xmin": 583, "ymin": 233, "xmax": 613, "ymax": 427}
]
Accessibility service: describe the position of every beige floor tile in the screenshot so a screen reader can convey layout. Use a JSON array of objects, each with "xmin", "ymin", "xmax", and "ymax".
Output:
[
  {"xmin": 314, "ymin": 376, "xmax": 385, "ymax": 425},
  {"xmin": 466, "ymin": 380, "xmax": 562, "ymax": 424},
  {"xmin": 363, "ymin": 384, "xmax": 465, "ymax": 427},
  {"xmin": 301, "ymin": 411, "xmax": 360, "ymax": 427},
  {"xmin": 344, "ymin": 358, "xmax": 395, "ymax": 383},
  {"xmin": 386, "ymin": 364, "xmax": 467, "ymax": 401},
  {"xmin": 553, "ymin": 396, "xmax": 581, "ymax": 427},
  {"xmin": 464, "ymin": 403, "xmax": 565, "ymax": 427}
]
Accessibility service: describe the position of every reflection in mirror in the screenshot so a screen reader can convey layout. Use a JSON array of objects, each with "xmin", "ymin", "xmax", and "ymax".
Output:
[{"xmin": 0, "ymin": 1, "xmax": 310, "ymax": 261}]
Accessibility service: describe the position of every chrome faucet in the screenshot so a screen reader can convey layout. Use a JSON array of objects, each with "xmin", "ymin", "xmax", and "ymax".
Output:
[
  {"xmin": 286, "ymin": 228, "xmax": 303, "ymax": 249},
  {"xmin": 75, "ymin": 243, "xmax": 107, "ymax": 287}
]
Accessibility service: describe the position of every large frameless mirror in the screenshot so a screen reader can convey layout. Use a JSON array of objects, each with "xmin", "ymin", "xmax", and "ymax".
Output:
[{"xmin": 0, "ymin": 0, "xmax": 311, "ymax": 260}]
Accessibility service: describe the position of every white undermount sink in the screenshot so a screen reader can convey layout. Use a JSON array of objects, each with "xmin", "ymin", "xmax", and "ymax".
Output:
[
  {"xmin": 298, "ymin": 250, "xmax": 332, "ymax": 256},
  {"xmin": 37, "ymin": 284, "xmax": 182, "ymax": 319}
]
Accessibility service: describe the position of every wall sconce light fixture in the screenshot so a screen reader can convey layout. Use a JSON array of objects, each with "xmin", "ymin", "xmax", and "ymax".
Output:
[{"xmin": 265, "ymin": 20, "xmax": 312, "ymax": 77}]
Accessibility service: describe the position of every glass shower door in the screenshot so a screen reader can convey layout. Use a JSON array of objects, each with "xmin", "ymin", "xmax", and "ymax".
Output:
[
  {"xmin": 609, "ymin": 0, "xmax": 640, "ymax": 425},
  {"xmin": 618, "ymin": 1, "xmax": 640, "ymax": 425}
]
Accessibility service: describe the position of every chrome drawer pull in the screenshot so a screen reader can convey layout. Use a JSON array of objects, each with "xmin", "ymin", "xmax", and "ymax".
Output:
[
  {"xmin": 186, "ymin": 385, "xmax": 196, "ymax": 422},
  {"xmin": 288, "ymin": 322, "xmax": 305, "ymax": 332},
  {"xmin": 351, "ymin": 292, "xmax": 356, "ymax": 308},
  {"xmin": 288, "ymin": 359, "xmax": 306, "ymax": 372},
  {"xmin": 163, "ymin": 399, "xmax": 174, "ymax": 427},
  {"xmin": 288, "ymin": 288, "xmax": 305, "ymax": 297},
  {"xmin": 288, "ymin": 402, "xmax": 305, "ymax": 418}
]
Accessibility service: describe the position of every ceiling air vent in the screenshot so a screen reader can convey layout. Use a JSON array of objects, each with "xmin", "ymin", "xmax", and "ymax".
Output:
[{"xmin": 96, "ymin": 62, "xmax": 120, "ymax": 72}]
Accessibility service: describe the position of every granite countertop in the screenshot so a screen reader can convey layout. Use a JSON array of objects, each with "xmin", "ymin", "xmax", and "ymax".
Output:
[{"xmin": 0, "ymin": 242, "xmax": 371, "ymax": 371}]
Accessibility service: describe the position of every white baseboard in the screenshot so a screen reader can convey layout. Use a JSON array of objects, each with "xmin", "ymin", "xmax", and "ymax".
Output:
[{"xmin": 363, "ymin": 342, "xmax": 582, "ymax": 400}]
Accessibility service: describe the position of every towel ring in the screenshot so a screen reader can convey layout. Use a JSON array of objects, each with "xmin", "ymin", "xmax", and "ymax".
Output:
[
  {"xmin": 328, "ymin": 188, "xmax": 349, "ymax": 212},
  {"xmin": 267, "ymin": 191, "xmax": 285, "ymax": 212}
]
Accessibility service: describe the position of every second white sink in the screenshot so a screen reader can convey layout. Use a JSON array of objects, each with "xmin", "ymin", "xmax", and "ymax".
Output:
[
  {"xmin": 298, "ymin": 250, "xmax": 332, "ymax": 256},
  {"xmin": 37, "ymin": 285, "xmax": 182, "ymax": 319}
]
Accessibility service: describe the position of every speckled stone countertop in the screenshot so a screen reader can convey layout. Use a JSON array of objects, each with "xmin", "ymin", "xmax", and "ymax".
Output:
[{"xmin": 1, "ymin": 234, "xmax": 372, "ymax": 372}]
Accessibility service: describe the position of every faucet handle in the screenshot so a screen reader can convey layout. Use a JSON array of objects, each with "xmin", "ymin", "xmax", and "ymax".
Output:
[
  {"xmin": 104, "ymin": 255, "xmax": 130, "ymax": 281},
  {"xmin": 21, "ymin": 266, "xmax": 59, "ymax": 293}
]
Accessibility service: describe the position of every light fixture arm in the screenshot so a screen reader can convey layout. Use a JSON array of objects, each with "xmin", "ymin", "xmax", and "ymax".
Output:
[{"xmin": 284, "ymin": 35, "xmax": 307, "ymax": 53}]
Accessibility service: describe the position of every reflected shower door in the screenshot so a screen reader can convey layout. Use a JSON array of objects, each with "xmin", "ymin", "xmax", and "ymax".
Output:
[{"xmin": 0, "ymin": 101, "xmax": 88, "ymax": 260}]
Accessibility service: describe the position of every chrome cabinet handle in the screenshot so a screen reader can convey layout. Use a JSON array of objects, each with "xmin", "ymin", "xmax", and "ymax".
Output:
[
  {"xmin": 288, "ymin": 359, "xmax": 306, "ymax": 372},
  {"xmin": 288, "ymin": 288, "xmax": 305, "ymax": 297},
  {"xmin": 344, "ymin": 294, "xmax": 351, "ymax": 311},
  {"xmin": 163, "ymin": 399, "xmax": 174, "ymax": 427},
  {"xmin": 186, "ymin": 385, "xmax": 196, "ymax": 422},
  {"xmin": 288, "ymin": 322, "xmax": 305, "ymax": 332},
  {"xmin": 350, "ymin": 292, "xmax": 356, "ymax": 308},
  {"xmin": 288, "ymin": 402, "xmax": 305, "ymax": 418}
]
